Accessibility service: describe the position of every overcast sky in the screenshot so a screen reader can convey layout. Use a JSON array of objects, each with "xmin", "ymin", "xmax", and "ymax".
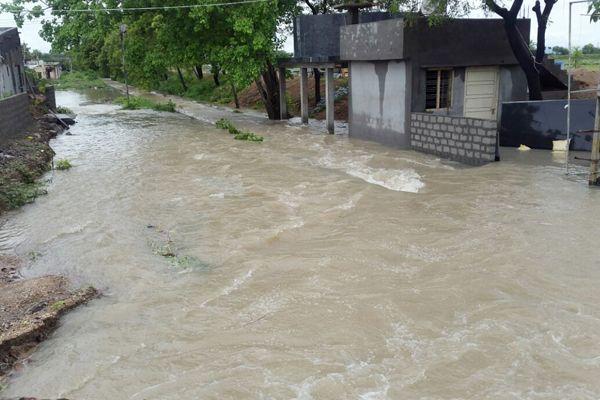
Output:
[{"xmin": 0, "ymin": 0, "xmax": 598, "ymax": 53}]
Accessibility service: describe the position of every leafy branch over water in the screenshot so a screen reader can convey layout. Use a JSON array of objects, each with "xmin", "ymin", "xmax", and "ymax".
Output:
[{"xmin": 215, "ymin": 118, "xmax": 263, "ymax": 142}]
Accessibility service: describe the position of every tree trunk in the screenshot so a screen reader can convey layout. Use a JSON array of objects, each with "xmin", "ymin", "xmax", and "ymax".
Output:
[
  {"xmin": 313, "ymin": 68, "xmax": 321, "ymax": 105},
  {"xmin": 212, "ymin": 66, "xmax": 220, "ymax": 86},
  {"xmin": 194, "ymin": 65, "xmax": 203, "ymax": 80},
  {"xmin": 231, "ymin": 81, "xmax": 240, "ymax": 109},
  {"xmin": 176, "ymin": 67, "xmax": 188, "ymax": 92},
  {"xmin": 533, "ymin": 0, "xmax": 557, "ymax": 64},
  {"xmin": 487, "ymin": 0, "xmax": 543, "ymax": 100},
  {"xmin": 255, "ymin": 60, "xmax": 281, "ymax": 120},
  {"xmin": 503, "ymin": 19, "xmax": 543, "ymax": 100}
]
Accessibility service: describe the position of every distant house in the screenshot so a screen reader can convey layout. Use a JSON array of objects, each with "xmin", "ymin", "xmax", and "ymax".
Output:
[
  {"xmin": 28, "ymin": 60, "xmax": 63, "ymax": 80},
  {"xmin": 0, "ymin": 27, "xmax": 25, "ymax": 98}
]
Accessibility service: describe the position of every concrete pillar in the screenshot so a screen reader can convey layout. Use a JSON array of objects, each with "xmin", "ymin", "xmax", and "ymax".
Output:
[
  {"xmin": 278, "ymin": 67, "xmax": 287, "ymax": 120},
  {"xmin": 300, "ymin": 67, "xmax": 309, "ymax": 124},
  {"xmin": 325, "ymin": 67, "xmax": 335, "ymax": 134}
]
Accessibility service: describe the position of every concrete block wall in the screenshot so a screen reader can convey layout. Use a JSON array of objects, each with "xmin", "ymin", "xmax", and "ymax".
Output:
[
  {"xmin": 410, "ymin": 113, "xmax": 497, "ymax": 165},
  {"xmin": 0, "ymin": 93, "xmax": 32, "ymax": 146}
]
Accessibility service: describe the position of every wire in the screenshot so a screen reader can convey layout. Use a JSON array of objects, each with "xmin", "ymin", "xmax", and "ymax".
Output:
[{"xmin": 44, "ymin": 0, "xmax": 269, "ymax": 14}]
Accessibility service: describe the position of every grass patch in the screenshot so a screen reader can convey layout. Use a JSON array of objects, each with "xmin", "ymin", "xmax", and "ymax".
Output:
[
  {"xmin": 55, "ymin": 106, "xmax": 73, "ymax": 114},
  {"xmin": 54, "ymin": 71, "xmax": 108, "ymax": 90},
  {"xmin": 55, "ymin": 159, "xmax": 72, "ymax": 170},
  {"xmin": 0, "ymin": 180, "xmax": 47, "ymax": 210},
  {"xmin": 554, "ymin": 54, "xmax": 600, "ymax": 71},
  {"xmin": 115, "ymin": 96, "xmax": 176, "ymax": 112},
  {"xmin": 214, "ymin": 118, "xmax": 263, "ymax": 142},
  {"xmin": 50, "ymin": 300, "xmax": 66, "ymax": 311}
]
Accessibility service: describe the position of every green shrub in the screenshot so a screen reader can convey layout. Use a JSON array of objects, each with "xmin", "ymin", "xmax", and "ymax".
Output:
[
  {"xmin": 234, "ymin": 132, "xmax": 264, "ymax": 142},
  {"xmin": 115, "ymin": 96, "xmax": 176, "ymax": 112},
  {"xmin": 55, "ymin": 106, "xmax": 73, "ymax": 114},
  {"xmin": 55, "ymin": 71, "xmax": 108, "ymax": 90},
  {"xmin": 214, "ymin": 118, "xmax": 263, "ymax": 142},
  {"xmin": 215, "ymin": 118, "xmax": 237, "ymax": 132},
  {"xmin": 152, "ymin": 100, "xmax": 176, "ymax": 112},
  {"xmin": 55, "ymin": 159, "xmax": 72, "ymax": 170},
  {"xmin": 0, "ymin": 180, "xmax": 47, "ymax": 210}
]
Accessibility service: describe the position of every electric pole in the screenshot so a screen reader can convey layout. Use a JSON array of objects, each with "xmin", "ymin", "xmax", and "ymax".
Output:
[{"xmin": 120, "ymin": 24, "xmax": 130, "ymax": 101}]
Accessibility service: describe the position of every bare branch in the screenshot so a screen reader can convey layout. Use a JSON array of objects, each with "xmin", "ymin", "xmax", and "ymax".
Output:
[{"xmin": 485, "ymin": 0, "xmax": 509, "ymax": 19}]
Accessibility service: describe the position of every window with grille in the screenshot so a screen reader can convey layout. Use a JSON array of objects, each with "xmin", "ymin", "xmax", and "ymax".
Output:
[{"xmin": 425, "ymin": 69, "xmax": 452, "ymax": 110}]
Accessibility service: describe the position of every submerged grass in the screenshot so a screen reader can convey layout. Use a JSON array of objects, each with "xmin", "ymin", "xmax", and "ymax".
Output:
[
  {"xmin": 214, "ymin": 118, "xmax": 263, "ymax": 142},
  {"xmin": 0, "ymin": 180, "xmax": 47, "ymax": 210},
  {"xmin": 55, "ymin": 159, "xmax": 72, "ymax": 170},
  {"xmin": 115, "ymin": 96, "xmax": 176, "ymax": 112},
  {"xmin": 147, "ymin": 225, "xmax": 210, "ymax": 271}
]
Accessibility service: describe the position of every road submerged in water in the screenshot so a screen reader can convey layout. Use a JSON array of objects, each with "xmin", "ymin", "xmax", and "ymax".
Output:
[{"xmin": 1, "ymin": 89, "xmax": 600, "ymax": 399}]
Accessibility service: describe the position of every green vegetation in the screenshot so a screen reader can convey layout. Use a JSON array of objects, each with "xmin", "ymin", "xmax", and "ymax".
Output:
[
  {"xmin": 55, "ymin": 106, "xmax": 73, "ymax": 114},
  {"xmin": 50, "ymin": 300, "xmax": 66, "ymax": 311},
  {"xmin": 158, "ymin": 73, "xmax": 235, "ymax": 104},
  {"xmin": 215, "ymin": 118, "xmax": 263, "ymax": 142},
  {"xmin": 554, "ymin": 54, "xmax": 600, "ymax": 71},
  {"xmin": 54, "ymin": 71, "xmax": 107, "ymax": 90},
  {"xmin": 55, "ymin": 159, "xmax": 72, "ymax": 170},
  {"xmin": 0, "ymin": 180, "xmax": 47, "ymax": 210},
  {"xmin": 115, "ymin": 96, "xmax": 176, "ymax": 112}
]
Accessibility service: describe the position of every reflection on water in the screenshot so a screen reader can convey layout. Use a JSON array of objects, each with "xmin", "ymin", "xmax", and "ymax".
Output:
[{"xmin": 2, "ymin": 90, "xmax": 600, "ymax": 399}]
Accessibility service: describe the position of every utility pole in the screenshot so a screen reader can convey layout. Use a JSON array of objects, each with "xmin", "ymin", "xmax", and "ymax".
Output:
[
  {"xmin": 120, "ymin": 24, "xmax": 130, "ymax": 102},
  {"xmin": 589, "ymin": 83, "xmax": 600, "ymax": 186}
]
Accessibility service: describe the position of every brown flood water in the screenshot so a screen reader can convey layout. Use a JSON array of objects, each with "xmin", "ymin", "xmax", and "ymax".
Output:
[{"xmin": 1, "ymin": 90, "xmax": 600, "ymax": 399}]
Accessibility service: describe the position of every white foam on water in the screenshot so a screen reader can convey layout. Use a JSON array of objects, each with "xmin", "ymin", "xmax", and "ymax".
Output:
[
  {"xmin": 346, "ymin": 164, "xmax": 424, "ymax": 193},
  {"xmin": 316, "ymin": 150, "xmax": 425, "ymax": 193}
]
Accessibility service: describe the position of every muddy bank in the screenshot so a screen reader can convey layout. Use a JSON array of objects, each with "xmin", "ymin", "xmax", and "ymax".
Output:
[
  {"xmin": 0, "ymin": 102, "xmax": 62, "ymax": 215},
  {"xmin": 0, "ymin": 255, "xmax": 98, "ymax": 378},
  {"xmin": 0, "ymin": 98, "xmax": 98, "ymax": 384}
]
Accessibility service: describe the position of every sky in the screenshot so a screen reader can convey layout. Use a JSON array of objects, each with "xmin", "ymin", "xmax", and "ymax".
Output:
[{"xmin": 0, "ymin": 0, "xmax": 598, "ymax": 53}]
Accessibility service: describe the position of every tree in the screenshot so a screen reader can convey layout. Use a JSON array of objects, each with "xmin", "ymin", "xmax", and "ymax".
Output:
[
  {"xmin": 552, "ymin": 46, "xmax": 569, "ymax": 55},
  {"xmin": 486, "ymin": 0, "xmax": 543, "ymax": 100},
  {"xmin": 532, "ymin": 0, "xmax": 557, "ymax": 64},
  {"xmin": 582, "ymin": 43, "xmax": 600, "ymax": 54},
  {"xmin": 590, "ymin": 0, "xmax": 600, "ymax": 22}
]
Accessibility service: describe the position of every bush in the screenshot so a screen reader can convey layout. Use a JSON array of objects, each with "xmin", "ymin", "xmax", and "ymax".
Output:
[
  {"xmin": 55, "ymin": 159, "xmax": 72, "ymax": 170},
  {"xmin": 115, "ymin": 96, "xmax": 176, "ymax": 112},
  {"xmin": 0, "ymin": 180, "xmax": 47, "ymax": 210},
  {"xmin": 214, "ymin": 118, "xmax": 263, "ymax": 142},
  {"xmin": 55, "ymin": 106, "xmax": 73, "ymax": 114},
  {"xmin": 55, "ymin": 71, "xmax": 108, "ymax": 90}
]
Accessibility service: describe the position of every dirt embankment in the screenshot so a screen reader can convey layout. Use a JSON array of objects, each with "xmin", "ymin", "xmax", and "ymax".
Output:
[
  {"xmin": 234, "ymin": 75, "xmax": 349, "ymax": 121},
  {"xmin": 573, "ymin": 69, "xmax": 600, "ymax": 99},
  {"xmin": 0, "ymin": 97, "xmax": 99, "ymax": 384}
]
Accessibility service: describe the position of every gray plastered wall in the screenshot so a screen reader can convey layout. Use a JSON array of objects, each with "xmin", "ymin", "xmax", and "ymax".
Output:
[{"xmin": 348, "ymin": 60, "xmax": 410, "ymax": 148}]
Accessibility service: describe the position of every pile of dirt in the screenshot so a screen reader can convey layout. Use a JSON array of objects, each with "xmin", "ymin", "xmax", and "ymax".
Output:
[
  {"xmin": 234, "ymin": 76, "xmax": 349, "ymax": 121},
  {"xmin": 573, "ymin": 69, "xmax": 600, "ymax": 99},
  {"xmin": 0, "ymin": 255, "xmax": 98, "ymax": 377}
]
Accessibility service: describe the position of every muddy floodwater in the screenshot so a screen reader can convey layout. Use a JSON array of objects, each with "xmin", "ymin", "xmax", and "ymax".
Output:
[{"xmin": 1, "ymin": 90, "xmax": 600, "ymax": 399}]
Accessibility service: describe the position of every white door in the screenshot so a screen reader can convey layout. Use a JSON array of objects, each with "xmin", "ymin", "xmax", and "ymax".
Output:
[{"xmin": 463, "ymin": 66, "xmax": 499, "ymax": 120}]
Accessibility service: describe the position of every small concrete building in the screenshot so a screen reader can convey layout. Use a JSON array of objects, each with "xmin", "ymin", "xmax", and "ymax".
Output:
[
  {"xmin": 29, "ymin": 61, "xmax": 63, "ymax": 80},
  {"xmin": 281, "ymin": 13, "xmax": 545, "ymax": 164},
  {"xmin": 0, "ymin": 27, "xmax": 26, "ymax": 98}
]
